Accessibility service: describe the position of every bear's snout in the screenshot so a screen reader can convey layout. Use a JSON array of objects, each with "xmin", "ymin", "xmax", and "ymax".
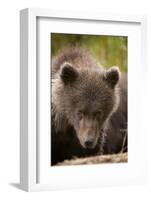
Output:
[
  {"xmin": 78, "ymin": 117, "xmax": 100, "ymax": 149},
  {"xmin": 84, "ymin": 138, "xmax": 94, "ymax": 149}
]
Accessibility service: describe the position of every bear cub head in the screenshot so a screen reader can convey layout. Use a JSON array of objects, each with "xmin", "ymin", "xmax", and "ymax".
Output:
[{"xmin": 55, "ymin": 62, "xmax": 120, "ymax": 149}]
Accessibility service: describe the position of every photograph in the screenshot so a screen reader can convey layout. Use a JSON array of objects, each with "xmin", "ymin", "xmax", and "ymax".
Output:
[{"xmin": 51, "ymin": 33, "xmax": 128, "ymax": 166}]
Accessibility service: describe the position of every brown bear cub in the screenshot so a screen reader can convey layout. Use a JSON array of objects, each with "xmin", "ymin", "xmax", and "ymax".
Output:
[{"xmin": 51, "ymin": 47, "xmax": 127, "ymax": 165}]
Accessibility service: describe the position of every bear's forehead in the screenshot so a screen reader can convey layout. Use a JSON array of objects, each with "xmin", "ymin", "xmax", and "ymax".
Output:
[
  {"xmin": 72, "ymin": 85, "xmax": 112, "ymax": 107},
  {"xmin": 78, "ymin": 80, "xmax": 110, "ymax": 99},
  {"xmin": 66, "ymin": 69, "xmax": 113, "ymax": 108}
]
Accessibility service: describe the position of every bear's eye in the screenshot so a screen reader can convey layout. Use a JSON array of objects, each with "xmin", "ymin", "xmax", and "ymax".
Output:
[
  {"xmin": 93, "ymin": 111, "xmax": 102, "ymax": 118},
  {"xmin": 78, "ymin": 111, "xmax": 84, "ymax": 120}
]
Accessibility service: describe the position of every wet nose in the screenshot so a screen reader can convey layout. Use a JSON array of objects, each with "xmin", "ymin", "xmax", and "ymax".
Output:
[{"xmin": 84, "ymin": 140, "xmax": 93, "ymax": 148}]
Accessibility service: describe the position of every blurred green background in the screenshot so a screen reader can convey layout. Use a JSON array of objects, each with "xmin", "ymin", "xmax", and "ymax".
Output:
[{"xmin": 51, "ymin": 33, "xmax": 127, "ymax": 72}]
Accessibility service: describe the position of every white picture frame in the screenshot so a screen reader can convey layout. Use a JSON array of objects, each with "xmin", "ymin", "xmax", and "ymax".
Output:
[{"xmin": 20, "ymin": 8, "xmax": 147, "ymax": 192}]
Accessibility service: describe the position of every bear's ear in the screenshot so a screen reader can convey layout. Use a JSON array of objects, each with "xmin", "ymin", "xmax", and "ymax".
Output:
[
  {"xmin": 104, "ymin": 66, "xmax": 120, "ymax": 88},
  {"xmin": 60, "ymin": 62, "xmax": 79, "ymax": 84}
]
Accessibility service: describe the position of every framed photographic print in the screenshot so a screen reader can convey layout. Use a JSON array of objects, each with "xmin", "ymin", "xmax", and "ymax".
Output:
[{"xmin": 20, "ymin": 8, "xmax": 147, "ymax": 191}]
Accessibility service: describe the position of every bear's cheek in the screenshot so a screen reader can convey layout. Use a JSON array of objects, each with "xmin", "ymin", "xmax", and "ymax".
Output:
[{"xmin": 68, "ymin": 114, "xmax": 81, "ymax": 131}]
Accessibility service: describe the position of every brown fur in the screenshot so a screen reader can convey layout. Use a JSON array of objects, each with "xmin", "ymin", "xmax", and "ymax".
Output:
[{"xmin": 51, "ymin": 47, "xmax": 127, "ymax": 165}]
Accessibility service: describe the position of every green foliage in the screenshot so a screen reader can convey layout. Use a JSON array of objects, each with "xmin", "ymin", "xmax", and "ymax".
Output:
[{"xmin": 51, "ymin": 33, "xmax": 127, "ymax": 72}]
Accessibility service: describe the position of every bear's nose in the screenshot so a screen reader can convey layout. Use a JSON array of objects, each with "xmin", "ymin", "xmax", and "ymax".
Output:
[{"xmin": 84, "ymin": 140, "xmax": 93, "ymax": 148}]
